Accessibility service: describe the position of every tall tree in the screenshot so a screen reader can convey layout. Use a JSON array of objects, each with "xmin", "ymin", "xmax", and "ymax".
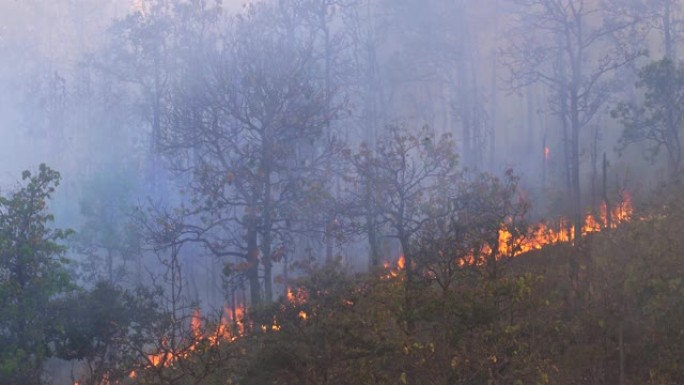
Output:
[
  {"xmin": 504, "ymin": 0, "xmax": 640, "ymax": 241},
  {"xmin": 348, "ymin": 125, "xmax": 460, "ymax": 328},
  {"xmin": 342, "ymin": 0, "xmax": 386, "ymax": 147},
  {"xmin": 75, "ymin": 165, "xmax": 142, "ymax": 284},
  {"xmin": 613, "ymin": 59, "xmax": 684, "ymax": 179},
  {"xmin": 103, "ymin": 0, "xmax": 222, "ymax": 194},
  {"xmin": 414, "ymin": 170, "xmax": 531, "ymax": 288},
  {"xmin": 161, "ymin": 1, "xmax": 344, "ymax": 305},
  {"xmin": 0, "ymin": 165, "xmax": 72, "ymax": 385},
  {"xmin": 650, "ymin": 0, "xmax": 682, "ymax": 60},
  {"xmin": 376, "ymin": 0, "xmax": 493, "ymax": 169}
]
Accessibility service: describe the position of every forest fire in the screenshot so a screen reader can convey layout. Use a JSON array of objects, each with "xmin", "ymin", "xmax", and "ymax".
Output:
[
  {"xmin": 142, "ymin": 304, "xmax": 249, "ymax": 373},
  {"xmin": 383, "ymin": 255, "xmax": 405, "ymax": 279},
  {"xmin": 138, "ymin": 288, "xmax": 311, "ymax": 376},
  {"xmin": 287, "ymin": 288, "xmax": 309, "ymax": 321},
  {"xmin": 75, "ymin": 192, "xmax": 633, "ymax": 385},
  {"xmin": 500, "ymin": 191, "xmax": 633, "ymax": 257},
  {"xmin": 136, "ymin": 194, "xmax": 633, "ymax": 380},
  {"xmin": 380, "ymin": 192, "xmax": 634, "ymax": 274},
  {"xmin": 287, "ymin": 287, "xmax": 308, "ymax": 305},
  {"xmin": 397, "ymin": 255, "xmax": 406, "ymax": 270}
]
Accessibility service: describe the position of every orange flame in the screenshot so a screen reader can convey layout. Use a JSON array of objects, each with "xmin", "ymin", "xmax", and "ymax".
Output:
[
  {"xmin": 272, "ymin": 316, "xmax": 281, "ymax": 331},
  {"xmin": 143, "ymin": 305, "xmax": 247, "ymax": 370},
  {"xmin": 397, "ymin": 255, "xmax": 405, "ymax": 270},
  {"xmin": 135, "ymin": 193, "xmax": 633, "ymax": 379},
  {"xmin": 232, "ymin": 305, "xmax": 246, "ymax": 337},
  {"xmin": 496, "ymin": 191, "xmax": 633, "ymax": 258},
  {"xmin": 287, "ymin": 288, "xmax": 308, "ymax": 305},
  {"xmin": 381, "ymin": 255, "xmax": 408, "ymax": 279},
  {"xmin": 191, "ymin": 309, "xmax": 202, "ymax": 337},
  {"xmin": 365, "ymin": 193, "xmax": 634, "ymax": 269}
]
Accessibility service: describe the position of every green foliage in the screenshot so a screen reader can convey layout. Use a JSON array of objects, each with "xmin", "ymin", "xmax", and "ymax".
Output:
[
  {"xmin": 218, "ymin": 258, "xmax": 551, "ymax": 385},
  {"xmin": 50, "ymin": 281, "xmax": 166, "ymax": 385},
  {"xmin": 114, "ymin": 182, "xmax": 684, "ymax": 385},
  {"xmin": 585, "ymin": 192, "xmax": 684, "ymax": 384},
  {"xmin": 0, "ymin": 164, "xmax": 73, "ymax": 385},
  {"xmin": 244, "ymin": 262, "xmax": 406, "ymax": 385}
]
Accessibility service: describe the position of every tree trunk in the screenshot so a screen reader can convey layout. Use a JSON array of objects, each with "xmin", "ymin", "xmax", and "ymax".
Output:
[
  {"xmin": 366, "ymin": 177, "xmax": 380, "ymax": 268},
  {"xmin": 590, "ymin": 126, "xmax": 599, "ymax": 214},
  {"xmin": 570, "ymin": 88, "xmax": 582, "ymax": 243},
  {"xmin": 664, "ymin": 0, "xmax": 675, "ymax": 60},
  {"xmin": 246, "ymin": 218, "xmax": 262, "ymax": 306},
  {"xmin": 263, "ymin": 179, "xmax": 273, "ymax": 303},
  {"xmin": 603, "ymin": 152, "xmax": 612, "ymax": 229},
  {"xmin": 489, "ymin": 0, "xmax": 499, "ymax": 168},
  {"xmin": 262, "ymin": 129, "xmax": 274, "ymax": 303},
  {"xmin": 367, "ymin": 213, "xmax": 380, "ymax": 268}
]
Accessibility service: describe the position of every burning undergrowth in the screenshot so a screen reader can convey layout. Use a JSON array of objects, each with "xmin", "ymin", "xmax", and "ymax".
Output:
[{"xmin": 72, "ymin": 189, "xmax": 637, "ymax": 385}]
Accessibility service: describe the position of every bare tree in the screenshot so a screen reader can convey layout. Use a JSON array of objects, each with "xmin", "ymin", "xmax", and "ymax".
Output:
[
  {"xmin": 646, "ymin": 0, "xmax": 683, "ymax": 60},
  {"xmin": 130, "ymin": 205, "xmax": 233, "ymax": 385},
  {"xmin": 503, "ymin": 0, "xmax": 641, "ymax": 241},
  {"xmin": 161, "ymin": 1, "xmax": 345, "ymax": 305},
  {"xmin": 414, "ymin": 169, "xmax": 530, "ymax": 289},
  {"xmin": 103, "ymin": 0, "xmax": 221, "ymax": 194},
  {"xmin": 614, "ymin": 58, "xmax": 684, "ymax": 179},
  {"xmin": 347, "ymin": 124, "xmax": 460, "ymax": 328}
]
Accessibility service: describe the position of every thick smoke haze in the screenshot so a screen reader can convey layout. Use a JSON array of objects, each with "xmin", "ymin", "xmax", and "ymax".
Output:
[
  {"xmin": 0, "ymin": 2, "xmax": 656, "ymax": 199},
  {"xmin": 0, "ymin": 1, "xmax": 682, "ymax": 383},
  {"xmin": 0, "ymin": 0, "xmax": 668, "ymax": 301},
  {"xmin": 0, "ymin": 0, "xmax": 668, "ymax": 297}
]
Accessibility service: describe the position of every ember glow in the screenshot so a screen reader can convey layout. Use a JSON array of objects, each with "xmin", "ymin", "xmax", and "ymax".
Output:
[
  {"xmin": 503, "ymin": 191, "xmax": 633, "ymax": 256},
  {"xmin": 380, "ymin": 192, "xmax": 634, "ymax": 272},
  {"xmin": 142, "ymin": 303, "xmax": 249, "ymax": 374},
  {"xmin": 470, "ymin": 192, "xmax": 634, "ymax": 265},
  {"xmin": 382, "ymin": 256, "xmax": 405, "ymax": 279},
  {"xmin": 397, "ymin": 255, "xmax": 406, "ymax": 270},
  {"xmin": 132, "ymin": 193, "xmax": 634, "ymax": 381},
  {"xmin": 137, "ymin": 288, "xmax": 311, "ymax": 377},
  {"xmin": 286, "ymin": 287, "xmax": 308, "ymax": 305}
]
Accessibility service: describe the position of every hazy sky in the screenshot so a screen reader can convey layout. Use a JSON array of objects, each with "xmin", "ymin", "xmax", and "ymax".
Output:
[{"xmin": 131, "ymin": 0, "xmax": 246, "ymax": 14}]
